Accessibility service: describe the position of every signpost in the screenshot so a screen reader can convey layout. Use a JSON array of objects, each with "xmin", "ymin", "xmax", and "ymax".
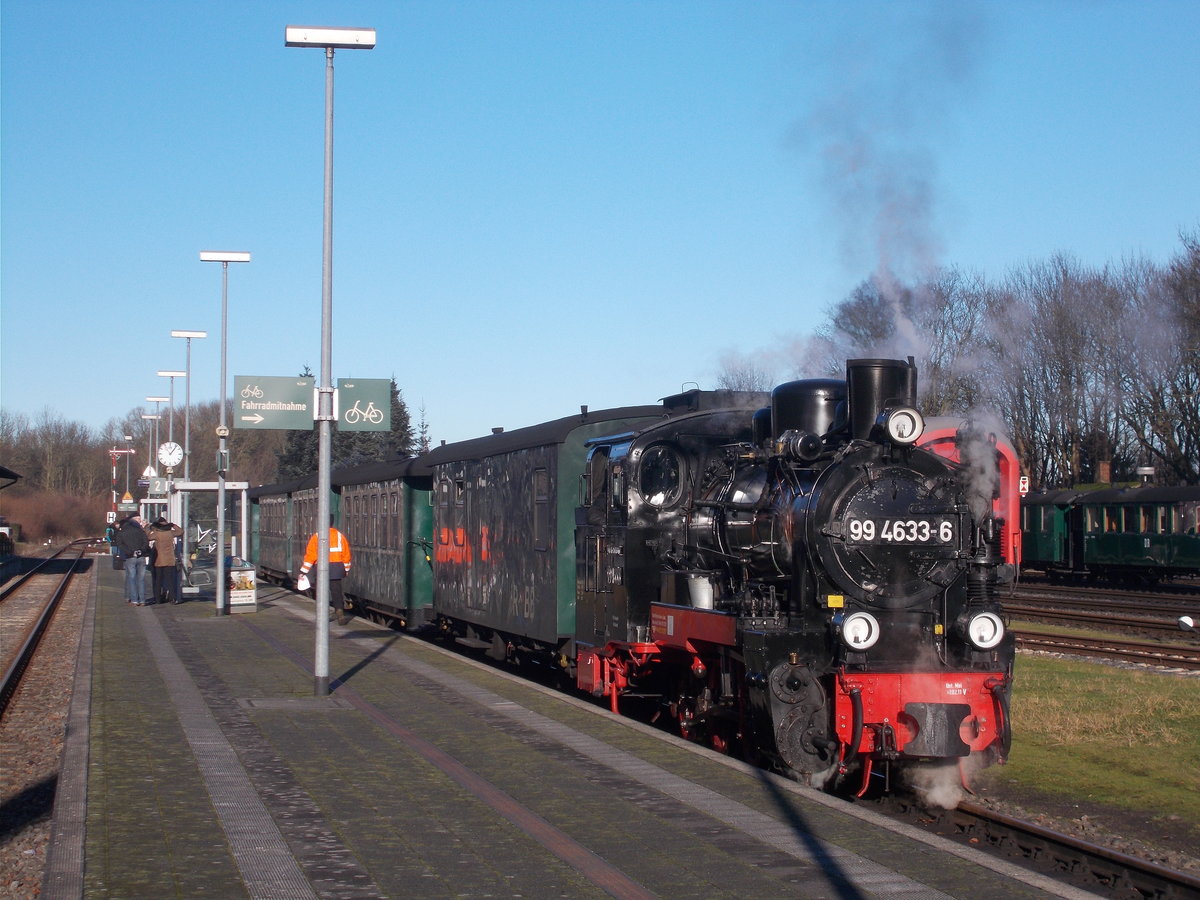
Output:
[
  {"xmin": 233, "ymin": 376, "xmax": 315, "ymax": 430},
  {"xmin": 336, "ymin": 378, "xmax": 391, "ymax": 432}
]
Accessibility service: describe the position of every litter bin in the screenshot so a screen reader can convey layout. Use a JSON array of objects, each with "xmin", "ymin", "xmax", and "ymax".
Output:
[{"xmin": 228, "ymin": 559, "xmax": 258, "ymax": 613}]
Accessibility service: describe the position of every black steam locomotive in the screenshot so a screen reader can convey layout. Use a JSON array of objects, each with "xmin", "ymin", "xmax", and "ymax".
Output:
[{"xmin": 250, "ymin": 358, "xmax": 1020, "ymax": 796}]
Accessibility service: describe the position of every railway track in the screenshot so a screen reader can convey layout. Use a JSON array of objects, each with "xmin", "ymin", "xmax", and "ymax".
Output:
[
  {"xmin": 0, "ymin": 541, "xmax": 91, "ymax": 717},
  {"xmin": 880, "ymin": 795, "xmax": 1200, "ymax": 899},
  {"xmin": 1012, "ymin": 629, "xmax": 1200, "ymax": 670},
  {"xmin": 1012, "ymin": 584, "xmax": 1199, "ymax": 619}
]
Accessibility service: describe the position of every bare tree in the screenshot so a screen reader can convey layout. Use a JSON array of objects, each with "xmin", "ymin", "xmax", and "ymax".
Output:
[
  {"xmin": 1117, "ymin": 235, "xmax": 1200, "ymax": 484},
  {"xmin": 715, "ymin": 351, "xmax": 776, "ymax": 392}
]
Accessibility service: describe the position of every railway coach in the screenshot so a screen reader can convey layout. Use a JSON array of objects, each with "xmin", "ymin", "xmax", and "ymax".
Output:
[{"xmin": 1022, "ymin": 485, "xmax": 1200, "ymax": 584}]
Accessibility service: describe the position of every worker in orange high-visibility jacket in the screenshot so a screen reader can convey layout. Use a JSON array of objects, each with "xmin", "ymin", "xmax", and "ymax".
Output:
[{"xmin": 299, "ymin": 518, "xmax": 353, "ymax": 625}]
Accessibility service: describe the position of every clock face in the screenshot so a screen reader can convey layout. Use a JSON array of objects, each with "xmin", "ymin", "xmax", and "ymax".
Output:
[{"xmin": 158, "ymin": 441, "xmax": 184, "ymax": 467}]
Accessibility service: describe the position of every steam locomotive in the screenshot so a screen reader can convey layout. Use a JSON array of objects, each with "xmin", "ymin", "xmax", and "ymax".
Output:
[{"xmin": 249, "ymin": 358, "xmax": 1020, "ymax": 795}]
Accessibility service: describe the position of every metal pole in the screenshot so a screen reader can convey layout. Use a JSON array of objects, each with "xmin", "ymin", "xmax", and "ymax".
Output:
[
  {"xmin": 314, "ymin": 45, "xmax": 336, "ymax": 696},
  {"xmin": 183, "ymin": 338, "xmax": 192, "ymax": 562},
  {"xmin": 217, "ymin": 262, "xmax": 229, "ymax": 616},
  {"xmin": 167, "ymin": 377, "xmax": 176, "ymax": 444}
]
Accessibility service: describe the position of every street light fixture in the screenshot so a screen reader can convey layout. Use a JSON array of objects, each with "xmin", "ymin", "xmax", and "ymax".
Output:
[
  {"xmin": 286, "ymin": 23, "xmax": 375, "ymax": 697},
  {"xmin": 200, "ymin": 250, "xmax": 250, "ymax": 617},
  {"xmin": 171, "ymin": 330, "xmax": 207, "ymax": 569}
]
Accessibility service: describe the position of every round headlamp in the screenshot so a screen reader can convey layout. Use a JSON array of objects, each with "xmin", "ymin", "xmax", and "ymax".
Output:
[
  {"xmin": 966, "ymin": 611, "xmax": 1005, "ymax": 649},
  {"xmin": 841, "ymin": 611, "xmax": 881, "ymax": 650},
  {"xmin": 883, "ymin": 407, "xmax": 924, "ymax": 445}
]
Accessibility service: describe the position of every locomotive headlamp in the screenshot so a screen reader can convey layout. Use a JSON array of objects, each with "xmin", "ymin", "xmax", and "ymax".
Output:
[
  {"xmin": 882, "ymin": 407, "xmax": 924, "ymax": 445},
  {"xmin": 840, "ymin": 611, "xmax": 881, "ymax": 650},
  {"xmin": 966, "ymin": 611, "xmax": 1005, "ymax": 649}
]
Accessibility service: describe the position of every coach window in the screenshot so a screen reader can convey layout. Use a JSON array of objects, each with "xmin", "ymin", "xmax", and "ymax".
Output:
[
  {"xmin": 1183, "ymin": 502, "xmax": 1199, "ymax": 534},
  {"xmin": 639, "ymin": 444, "xmax": 683, "ymax": 508},
  {"xmin": 534, "ymin": 468, "xmax": 550, "ymax": 551},
  {"xmin": 437, "ymin": 479, "xmax": 452, "ymax": 547},
  {"xmin": 371, "ymin": 494, "xmax": 378, "ymax": 545},
  {"xmin": 454, "ymin": 480, "xmax": 466, "ymax": 546}
]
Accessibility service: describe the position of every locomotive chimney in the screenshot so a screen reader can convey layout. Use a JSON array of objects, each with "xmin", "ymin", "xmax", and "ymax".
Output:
[{"xmin": 846, "ymin": 358, "xmax": 917, "ymax": 440}]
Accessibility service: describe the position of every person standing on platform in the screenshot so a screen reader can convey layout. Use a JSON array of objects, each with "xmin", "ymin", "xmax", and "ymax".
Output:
[
  {"xmin": 147, "ymin": 516, "xmax": 184, "ymax": 604},
  {"xmin": 299, "ymin": 517, "xmax": 353, "ymax": 625},
  {"xmin": 114, "ymin": 514, "xmax": 151, "ymax": 606}
]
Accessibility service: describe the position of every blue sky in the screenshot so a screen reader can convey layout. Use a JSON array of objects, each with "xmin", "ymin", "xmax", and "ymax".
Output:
[{"xmin": 3, "ymin": 0, "xmax": 1197, "ymax": 448}]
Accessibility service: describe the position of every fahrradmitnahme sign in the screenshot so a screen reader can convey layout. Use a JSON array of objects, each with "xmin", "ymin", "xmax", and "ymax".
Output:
[
  {"xmin": 233, "ymin": 376, "xmax": 315, "ymax": 430},
  {"xmin": 336, "ymin": 378, "xmax": 391, "ymax": 432},
  {"xmin": 231, "ymin": 376, "xmax": 391, "ymax": 431}
]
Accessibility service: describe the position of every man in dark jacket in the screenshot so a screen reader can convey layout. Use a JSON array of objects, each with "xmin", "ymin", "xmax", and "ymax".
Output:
[{"xmin": 115, "ymin": 514, "xmax": 151, "ymax": 605}]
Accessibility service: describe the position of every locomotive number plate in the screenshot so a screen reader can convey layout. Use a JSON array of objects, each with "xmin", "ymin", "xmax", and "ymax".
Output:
[{"xmin": 845, "ymin": 517, "xmax": 955, "ymax": 544}]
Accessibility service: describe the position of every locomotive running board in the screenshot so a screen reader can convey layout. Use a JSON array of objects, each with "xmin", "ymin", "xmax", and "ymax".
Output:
[{"xmin": 650, "ymin": 602, "xmax": 737, "ymax": 650}]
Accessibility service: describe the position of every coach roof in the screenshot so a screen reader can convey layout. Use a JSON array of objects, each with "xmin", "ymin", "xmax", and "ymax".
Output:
[{"xmin": 422, "ymin": 405, "xmax": 670, "ymax": 466}]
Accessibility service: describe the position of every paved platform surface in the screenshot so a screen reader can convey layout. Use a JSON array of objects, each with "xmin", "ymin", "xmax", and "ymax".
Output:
[{"xmin": 40, "ymin": 563, "xmax": 1099, "ymax": 899}]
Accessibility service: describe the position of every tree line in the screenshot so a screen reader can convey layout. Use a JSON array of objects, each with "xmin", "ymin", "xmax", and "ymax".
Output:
[
  {"xmin": 718, "ymin": 232, "xmax": 1200, "ymax": 488},
  {"xmin": 4, "ymin": 234, "xmax": 1197, "ymax": 542},
  {"xmin": 0, "ymin": 380, "xmax": 420, "ymax": 543}
]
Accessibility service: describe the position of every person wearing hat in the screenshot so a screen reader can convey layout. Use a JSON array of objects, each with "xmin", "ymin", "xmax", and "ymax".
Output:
[
  {"xmin": 114, "ymin": 514, "xmax": 152, "ymax": 605},
  {"xmin": 147, "ymin": 516, "xmax": 184, "ymax": 604}
]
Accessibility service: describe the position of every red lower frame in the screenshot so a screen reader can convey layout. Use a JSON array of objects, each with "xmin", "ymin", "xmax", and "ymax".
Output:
[{"xmin": 833, "ymin": 670, "xmax": 1009, "ymax": 758}]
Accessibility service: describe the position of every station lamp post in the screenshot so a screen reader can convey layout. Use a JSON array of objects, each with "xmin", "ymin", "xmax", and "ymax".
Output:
[
  {"xmin": 170, "ymin": 330, "xmax": 207, "ymax": 565},
  {"xmin": 140, "ymin": 413, "xmax": 160, "ymax": 484},
  {"xmin": 157, "ymin": 370, "xmax": 186, "ymax": 445},
  {"xmin": 124, "ymin": 434, "xmax": 134, "ymax": 494},
  {"xmin": 145, "ymin": 397, "xmax": 169, "ymax": 468},
  {"xmin": 285, "ymin": 23, "xmax": 376, "ymax": 696},
  {"xmin": 200, "ymin": 251, "xmax": 250, "ymax": 616}
]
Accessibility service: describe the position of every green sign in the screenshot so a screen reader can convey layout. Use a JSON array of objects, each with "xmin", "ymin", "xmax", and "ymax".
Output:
[
  {"xmin": 234, "ymin": 376, "xmax": 315, "ymax": 430},
  {"xmin": 337, "ymin": 378, "xmax": 391, "ymax": 432}
]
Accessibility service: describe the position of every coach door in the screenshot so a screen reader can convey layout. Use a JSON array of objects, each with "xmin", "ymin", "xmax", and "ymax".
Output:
[{"xmin": 577, "ymin": 448, "xmax": 629, "ymax": 641}]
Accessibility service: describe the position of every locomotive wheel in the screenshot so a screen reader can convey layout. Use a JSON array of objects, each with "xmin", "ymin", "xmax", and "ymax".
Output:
[
  {"xmin": 769, "ymin": 663, "xmax": 833, "ymax": 776},
  {"xmin": 775, "ymin": 705, "xmax": 834, "ymax": 776}
]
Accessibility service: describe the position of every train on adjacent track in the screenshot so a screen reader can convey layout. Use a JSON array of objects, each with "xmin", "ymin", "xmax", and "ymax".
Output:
[
  {"xmin": 1022, "ymin": 486, "xmax": 1200, "ymax": 586},
  {"xmin": 249, "ymin": 358, "xmax": 1021, "ymax": 798}
]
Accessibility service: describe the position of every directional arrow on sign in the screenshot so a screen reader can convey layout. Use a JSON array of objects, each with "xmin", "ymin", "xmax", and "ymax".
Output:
[{"xmin": 240, "ymin": 414, "xmax": 265, "ymax": 425}]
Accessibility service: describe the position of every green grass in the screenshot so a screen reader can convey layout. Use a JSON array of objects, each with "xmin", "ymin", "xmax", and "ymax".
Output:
[{"xmin": 994, "ymin": 655, "xmax": 1200, "ymax": 828}]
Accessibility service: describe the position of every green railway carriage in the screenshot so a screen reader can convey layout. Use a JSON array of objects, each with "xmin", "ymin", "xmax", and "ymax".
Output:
[
  {"xmin": 248, "ymin": 475, "xmax": 320, "ymax": 584},
  {"xmin": 249, "ymin": 459, "xmax": 434, "ymax": 623},
  {"xmin": 420, "ymin": 404, "xmax": 671, "ymax": 654},
  {"xmin": 1022, "ymin": 485, "xmax": 1200, "ymax": 583},
  {"xmin": 1020, "ymin": 489, "xmax": 1083, "ymax": 576},
  {"xmin": 335, "ymin": 458, "xmax": 434, "ymax": 625},
  {"xmin": 1079, "ymin": 486, "xmax": 1200, "ymax": 582}
]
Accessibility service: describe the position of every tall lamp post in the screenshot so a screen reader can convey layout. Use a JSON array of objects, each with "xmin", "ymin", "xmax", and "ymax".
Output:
[
  {"xmin": 200, "ymin": 250, "xmax": 250, "ymax": 616},
  {"xmin": 124, "ymin": 434, "xmax": 134, "ymax": 494},
  {"xmin": 157, "ymin": 370, "xmax": 186, "ymax": 445},
  {"xmin": 286, "ymin": 24, "xmax": 375, "ymax": 696},
  {"xmin": 140, "ymin": 413, "xmax": 160, "ymax": 486},
  {"xmin": 171, "ymin": 331, "xmax": 207, "ymax": 568},
  {"xmin": 144, "ymin": 397, "xmax": 169, "ymax": 470}
]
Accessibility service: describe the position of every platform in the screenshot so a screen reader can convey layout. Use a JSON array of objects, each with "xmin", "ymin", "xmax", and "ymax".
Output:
[{"xmin": 40, "ymin": 563, "xmax": 1099, "ymax": 899}]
